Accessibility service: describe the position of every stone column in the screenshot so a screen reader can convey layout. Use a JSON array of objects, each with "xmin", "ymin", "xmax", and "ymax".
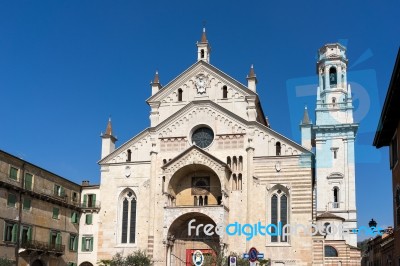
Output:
[
  {"xmin": 319, "ymin": 68, "xmax": 323, "ymax": 90},
  {"xmin": 148, "ymin": 147, "xmax": 158, "ymax": 256},
  {"xmin": 337, "ymin": 65, "xmax": 342, "ymax": 89},
  {"xmin": 246, "ymin": 142, "xmax": 255, "ymax": 250},
  {"xmin": 343, "ymin": 139, "xmax": 348, "ymax": 211},
  {"xmin": 325, "ymin": 66, "xmax": 330, "ymax": 90},
  {"xmin": 166, "ymin": 244, "xmax": 172, "ymax": 266}
]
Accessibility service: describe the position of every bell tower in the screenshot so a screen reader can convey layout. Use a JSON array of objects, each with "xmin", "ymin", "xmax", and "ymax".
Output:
[
  {"xmin": 197, "ymin": 28, "xmax": 211, "ymax": 63},
  {"xmin": 312, "ymin": 43, "xmax": 359, "ymax": 246},
  {"xmin": 316, "ymin": 43, "xmax": 354, "ymax": 125}
]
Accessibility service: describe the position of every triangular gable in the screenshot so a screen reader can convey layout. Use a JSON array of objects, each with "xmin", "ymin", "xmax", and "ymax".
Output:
[
  {"xmin": 98, "ymin": 129, "xmax": 150, "ymax": 164},
  {"xmin": 153, "ymin": 100, "xmax": 311, "ymax": 154},
  {"xmin": 161, "ymin": 145, "xmax": 230, "ymax": 174},
  {"xmin": 100, "ymin": 100, "xmax": 312, "ymax": 165},
  {"xmin": 146, "ymin": 60, "xmax": 257, "ymax": 103}
]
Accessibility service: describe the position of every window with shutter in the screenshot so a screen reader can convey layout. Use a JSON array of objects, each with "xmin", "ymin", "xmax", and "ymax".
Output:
[
  {"xmin": 53, "ymin": 207, "xmax": 59, "ymax": 219},
  {"xmin": 23, "ymin": 198, "xmax": 31, "ymax": 210},
  {"xmin": 56, "ymin": 232, "xmax": 62, "ymax": 246},
  {"xmin": 86, "ymin": 214, "xmax": 93, "ymax": 225},
  {"xmin": 82, "ymin": 236, "xmax": 93, "ymax": 252},
  {"xmin": 21, "ymin": 226, "xmax": 31, "ymax": 244},
  {"xmin": 71, "ymin": 212, "xmax": 78, "ymax": 223},
  {"xmin": 89, "ymin": 237, "xmax": 93, "ymax": 251},
  {"xmin": 4, "ymin": 223, "xmax": 15, "ymax": 242},
  {"xmin": 69, "ymin": 234, "xmax": 78, "ymax": 251},
  {"xmin": 11, "ymin": 224, "xmax": 18, "ymax": 243},
  {"xmin": 50, "ymin": 231, "xmax": 57, "ymax": 246},
  {"xmin": 24, "ymin": 173, "xmax": 33, "ymax": 190},
  {"xmin": 9, "ymin": 167, "xmax": 18, "ymax": 180},
  {"xmin": 83, "ymin": 194, "xmax": 87, "ymax": 207},
  {"xmin": 7, "ymin": 193, "xmax": 17, "ymax": 208}
]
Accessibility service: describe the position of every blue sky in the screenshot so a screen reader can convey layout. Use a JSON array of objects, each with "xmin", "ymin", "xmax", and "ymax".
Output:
[{"xmin": 1, "ymin": 1, "xmax": 399, "ymax": 239}]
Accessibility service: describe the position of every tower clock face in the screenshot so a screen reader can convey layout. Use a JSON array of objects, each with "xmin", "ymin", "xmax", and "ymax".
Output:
[{"xmin": 191, "ymin": 127, "xmax": 214, "ymax": 148}]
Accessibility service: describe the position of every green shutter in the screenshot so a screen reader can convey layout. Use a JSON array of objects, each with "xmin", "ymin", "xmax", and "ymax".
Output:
[
  {"xmin": 61, "ymin": 187, "xmax": 65, "ymax": 197},
  {"xmin": 81, "ymin": 237, "xmax": 85, "ymax": 251},
  {"xmin": 83, "ymin": 195, "xmax": 87, "ymax": 207},
  {"xmin": 74, "ymin": 235, "xmax": 78, "ymax": 251},
  {"xmin": 9, "ymin": 167, "xmax": 18, "ymax": 180},
  {"xmin": 86, "ymin": 214, "xmax": 92, "ymax": 225},
  {"xmin": 53, "ymin": 208, "xmax": 59, "ymax": 219},
  {"xmin": 92, "ymin": 194, "xmax": 96, "ymax": 206},
  {"xmin": 7, "ymin": 194, "xmax": 16, "ymax": 207},
  {"xmin": 27, "ymin": 227, "xmax": 32, "ymax": 241},
  {"xmin": 23, "ymin": 198, "xmax": 31, "ymax": 210},
  {"xmin": 89, "ymin": 237, "xmax": 93, "ymax": 251},
  {"xmin": 24, "ymin": 173, "xmax": 33, "ymax": 190},
  {"xmin": 11, "ymin": 224, "xmax": 18, "ymax": 243},
  {"xmin": 56, "ymin": 232, "xmax": 61, "ymax": 245},
  {"xmin": 71, "ymin": 212, "xmax": 76, "ymax": 223}
]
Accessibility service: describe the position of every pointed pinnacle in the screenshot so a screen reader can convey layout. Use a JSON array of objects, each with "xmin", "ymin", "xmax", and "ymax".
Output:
[
  {"xmin": 153, "ymin": 70, "xmax": 160, "ymax": 84},
  {"xmin": 200, "ymin": 27, "xmax": 208, "ymax": 43},
  {"xmin": 105, "ymin": 118, "xmax": 113, "ymax": 135},
  {"xmin": 302, "ymin": 106, "xmax": 311, "ymax": 124},
  {"xmin": 248, "ymin": 64, "xmax": 256, "ymax": 78}
]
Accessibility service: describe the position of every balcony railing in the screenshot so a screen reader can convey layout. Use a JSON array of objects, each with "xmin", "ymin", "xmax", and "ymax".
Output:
[
  {"xmin": 80, "ymin": 201, "xmax": 101, "ymax": 209},
  {"xmin": 332, "ymin": 202, "xmax": 340, "ymax": 209},
  {"xmin": 20, "ymin": 240, "xmax": 65, "ymax": 254}
]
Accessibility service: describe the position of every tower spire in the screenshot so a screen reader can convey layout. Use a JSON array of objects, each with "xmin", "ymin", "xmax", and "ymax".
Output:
[
  {"xmin": 248, "ymin": 64, "xmax": 256, "ymax": 78},
  {"xmin": 101, "ymin": 117, "xmax": 117, "ymax": 159},
  {"xmin": 105, "ymin": 117, "xmax": 113, "ymax": 136},
  {"xmin": 197, "ymin": 28, "xmax": 211, "ymax": 63},
  {"xmin": 246, "ymin": 64, "xmax": 257, "ymax": 92},
  {"xmin": 200, "ymin": 27, "xmax": 208, "ymax": 43},
  {"xmin": 151, "ymin": 70, "xmax": 162, "ymax": 95},
  {"xmin": 153, "ymin": 70, "xmax": 160, "ymax": 84},
  {"xmin": 301, "ymin": 106, "xmax": 311, "ymax": 125}
]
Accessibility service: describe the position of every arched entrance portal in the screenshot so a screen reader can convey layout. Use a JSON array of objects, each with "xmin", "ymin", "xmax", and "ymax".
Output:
[
  {"xmin": 167, "ymin": 212, "xmax": 220, "ymax": 266},
  {"xmin": 31, "ymin": 260, "xmax": 44, "ymax": 266},
  {"xmin": 80, "ymin": 262, "xmax": 94, "ymax": 266}
]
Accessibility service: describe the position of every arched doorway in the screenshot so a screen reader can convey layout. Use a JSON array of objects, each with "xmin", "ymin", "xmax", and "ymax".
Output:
[
  {"xmin": 167, "ymin": 164, "xmax": 223, "ymax": 207},
  {"xmin": 167, "ymin": 212, "xmax": 220, "ymax": 266},
  {"xmin": 31, "ymin": 260, "xmax": 44, "ymax": 266},
  {"xmin": 80, "ymin": 262, "xmax": 94, "ymax": 266}
]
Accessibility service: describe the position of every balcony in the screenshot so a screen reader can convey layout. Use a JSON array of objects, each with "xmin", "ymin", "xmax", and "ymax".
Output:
[
  {"xmin": 80, "ymin": 200, "xmax": 101, "ymax": 210},
  {"xmin": 20, "ymin": 240, "xmax": 65, "ymax": 256}
]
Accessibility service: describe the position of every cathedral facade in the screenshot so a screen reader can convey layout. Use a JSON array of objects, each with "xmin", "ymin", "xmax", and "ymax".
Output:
[{"xmin": 92, "ymin": 30, "xmax": 360, "ymax": 265}]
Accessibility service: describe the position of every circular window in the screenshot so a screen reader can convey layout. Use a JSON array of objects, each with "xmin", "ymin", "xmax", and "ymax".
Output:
[{"xmin": 191, "ymin": 127, "xmax": 214, "ymax": 148}]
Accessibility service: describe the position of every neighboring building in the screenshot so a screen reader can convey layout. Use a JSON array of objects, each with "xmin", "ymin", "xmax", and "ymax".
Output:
[
  {"xmin": 0, "ymin": 150, "xmax": 81, "ymax": 266},
  {"xmin": 96, "ymin": 29, "xmax": 360, "ymax": 265},
  {"xmin": 361, "ymin": 227, "xmax": 395, "ymax": 266},
  {"xmin": 373, "ymin": 47, "xmax": 400, "ymax": 266},
  {"xmin": 77, "ymin": 181, "xmax": 100, "ymax": 266}
]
